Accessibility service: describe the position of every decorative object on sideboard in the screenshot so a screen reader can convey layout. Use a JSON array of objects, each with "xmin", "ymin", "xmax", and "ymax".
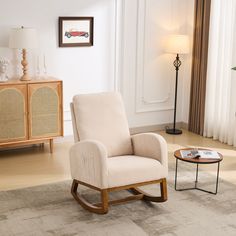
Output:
[
  {"xmin": 43, "ymin": 54, "xmax": 47, "ymax": 76},
  {"xmin": 0, "ymin": 58, "xmax": 10, "ymax": 82},
  {"xmin": 36, "ymin": 55, "xmax": 40, "ymax": 78},
  {"xmin": 59, "ymin": 17, "xmax": 94, "ymax": 47},
  {"xmin": 165, "ymin": 34, "xmax": 190, "ymax": 135},
  {"xmin": 36, "ymin": 54, "xmax": 48, "ymax": 79},
  {"xmin": 9, "ymin": 26, "xmax": 38, "ymax": 81}
]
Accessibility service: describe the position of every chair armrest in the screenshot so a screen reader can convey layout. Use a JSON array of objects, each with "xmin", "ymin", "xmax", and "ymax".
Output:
[
  {"xmin": 131, "ymin": 133, "xmax": 168, "ymax": 168},
  {"xmin": 69, "ymin": 140, "xmax": 108, "ymax": 189}
]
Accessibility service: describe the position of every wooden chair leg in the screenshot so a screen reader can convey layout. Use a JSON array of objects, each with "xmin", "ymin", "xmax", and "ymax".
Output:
[
  {"xmin": 129, "ymin": 178, "xmax": 168, "ymax": 202},
  {"xmin": 160, "ymin": 178, "xmax": 168, "ymax": 201},
  {"xmin": 49, "ymin": 139, "xmax": 53, "ymax": 153},
  {"xmin": 71, "ymin": 180, "xmax": 109, "ymax": 214},
  {"xmin": 101, "ymin": 189, "xmax": 109, "ymax": 213},
  {"xmin": 95, "ymin": 193, "xmax": 144, "ymax": 207}
]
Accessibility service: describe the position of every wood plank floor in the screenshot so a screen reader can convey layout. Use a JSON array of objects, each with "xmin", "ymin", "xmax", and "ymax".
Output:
[{"xmin": 0, "ymin": 130, "xmax": 236, "ymax": 191}]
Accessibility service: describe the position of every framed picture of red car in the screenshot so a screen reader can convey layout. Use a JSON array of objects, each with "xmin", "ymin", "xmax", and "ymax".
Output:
[{"xmin": 59, "ymin": 17, "xmax": 94, "ymax": 47}]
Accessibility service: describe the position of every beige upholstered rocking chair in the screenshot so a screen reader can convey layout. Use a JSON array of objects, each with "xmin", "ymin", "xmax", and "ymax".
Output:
[{"xmin": 70, "ymin": 92, "xmax": 168, "ymax": 214}]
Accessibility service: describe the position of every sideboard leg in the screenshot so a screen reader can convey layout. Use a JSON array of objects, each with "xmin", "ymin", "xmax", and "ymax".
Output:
[{"xmin": 49, "ymin": 139, "xmax": 53, "ymax": 153}]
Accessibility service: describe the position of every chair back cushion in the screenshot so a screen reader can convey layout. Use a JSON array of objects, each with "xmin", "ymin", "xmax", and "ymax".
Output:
[{"xmin": 72, "ymin": 92, "xmax": 133, "ymax": 157}]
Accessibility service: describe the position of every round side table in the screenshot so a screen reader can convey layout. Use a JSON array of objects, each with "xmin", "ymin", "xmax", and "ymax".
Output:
[{"xmin": 174, "ymin": 148, "xmax": 223, "ymax": 195}]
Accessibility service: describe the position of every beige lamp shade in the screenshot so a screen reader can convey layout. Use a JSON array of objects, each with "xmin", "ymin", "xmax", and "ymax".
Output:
[
  {"xmin": 166, "ymin": 34, "xmax": 189, "ymax": 54},
  {"xmin": 9, "ymin": 27, "xmax": 38, "ymax": 49},
  {"xmin": 9, "ymin": 27, "xmax": 38, "ymax": 81}
]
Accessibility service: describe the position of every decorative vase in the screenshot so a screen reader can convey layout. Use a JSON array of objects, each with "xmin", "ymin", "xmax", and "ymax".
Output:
[{"xmin": 0, "ymin": 58, "xmax": 10, "ymax": 82}]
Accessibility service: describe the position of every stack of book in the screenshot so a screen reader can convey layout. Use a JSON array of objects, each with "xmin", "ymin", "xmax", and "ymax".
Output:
[{"xmin": 180, "ymin": 149, "xmax": 220, "ymax": 159}]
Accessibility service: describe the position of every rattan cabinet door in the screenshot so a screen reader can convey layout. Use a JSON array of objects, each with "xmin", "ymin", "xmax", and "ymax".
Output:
[
  {"xmin": 0, "ymin": 85, "xmax": 27, "ymax": 143},
  {"xmin": 28, "ymin": 82, "xmax": 63, "ymax": 139}
]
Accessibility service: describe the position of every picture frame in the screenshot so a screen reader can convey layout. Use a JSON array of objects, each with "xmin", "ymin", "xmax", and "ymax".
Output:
[{"xmin": 59, "ymin": 17, "xmax": 94, "ymax": 47}]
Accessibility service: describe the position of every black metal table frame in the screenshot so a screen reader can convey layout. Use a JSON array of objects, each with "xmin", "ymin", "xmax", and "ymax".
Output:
[{"xmin": 174, "ymin": 158, "xmax": 221, "ymax": 195}]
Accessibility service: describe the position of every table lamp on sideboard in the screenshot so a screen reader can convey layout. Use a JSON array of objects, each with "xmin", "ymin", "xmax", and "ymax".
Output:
[
  {"xmin": 165, "ymin": 34, "xmax": 189, "ymax": 135},
  {"xmin": 9, "ymin": 26, "xmax": 38, "ymax": 81}
]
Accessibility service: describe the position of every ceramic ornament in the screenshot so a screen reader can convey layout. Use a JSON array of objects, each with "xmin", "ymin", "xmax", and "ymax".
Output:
[{"xmin": 0, "ymin": 58, "xmax": 10, "ymax": 82}]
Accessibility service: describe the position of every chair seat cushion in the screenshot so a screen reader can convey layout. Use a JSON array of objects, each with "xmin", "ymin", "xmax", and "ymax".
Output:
[{"xmin": 107, "ymin": 155, "xmax": 167, "ymax": 188}]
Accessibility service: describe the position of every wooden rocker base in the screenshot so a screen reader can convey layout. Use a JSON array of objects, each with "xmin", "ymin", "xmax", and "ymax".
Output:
[{"xmin": 71, "ymin": 178, "xmax": 168, "ymax": 214}]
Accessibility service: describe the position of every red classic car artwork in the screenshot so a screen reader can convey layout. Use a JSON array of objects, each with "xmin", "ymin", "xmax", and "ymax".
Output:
[{"xmin": 65, "ymin": 29, "xmax": 89, "ymax": 38}]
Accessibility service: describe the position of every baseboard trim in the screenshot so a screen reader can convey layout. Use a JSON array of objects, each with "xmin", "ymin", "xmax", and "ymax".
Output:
[
  {"xmin": 130, "ymin": 122, "xmax": 188, "ymax": 134},
  {"xmin": 54, "ymin": 135, "xmax": 74, "ymax": 143},
  {"xmin": 181, "ymin": 122, "xmax": 188, "ymax": 130},
  {"xmin": 57, "ymin": 122, "xmax": 189, "ymax": 142}
]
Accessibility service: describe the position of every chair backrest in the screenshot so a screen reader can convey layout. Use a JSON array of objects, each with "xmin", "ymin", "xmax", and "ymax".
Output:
[{"xmin": 71, "ymin": 92, "xmax": 133, "ymax": 157}]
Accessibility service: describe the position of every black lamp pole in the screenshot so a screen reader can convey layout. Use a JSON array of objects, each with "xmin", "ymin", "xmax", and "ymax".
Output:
[{"xmin": 166, "ymin": 53, "xmax": 182, "ymax": 135}]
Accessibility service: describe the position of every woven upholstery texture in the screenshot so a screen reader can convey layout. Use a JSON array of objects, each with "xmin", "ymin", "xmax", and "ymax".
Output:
[
  {"xmin": 31, "ymin": 87, "xmax": 59, "ymax": 137},
  {"xmin": 0, "ymin": 88, "xmax": 25, "ymax": 140}
]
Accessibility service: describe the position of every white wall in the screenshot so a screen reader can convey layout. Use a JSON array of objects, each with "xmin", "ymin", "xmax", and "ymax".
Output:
[
  {"xmin": 119, "ymin": 0, "xmax": 194, "ymax": 128},
  {"xmin": 181, "ymin": 0, "xmax": 195, "ymax": 124},
  {"xmin": 0, "ymin": 0, "xmax": 194, "ymax": 135},
  {"xmin": 0, "ymin": 0, "xmax": 117, "ymax": 135}
]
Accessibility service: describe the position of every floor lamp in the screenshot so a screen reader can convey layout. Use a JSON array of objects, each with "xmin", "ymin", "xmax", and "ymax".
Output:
[{"xmin": 166, "ymin": 35, "xmax": 189, "ymax": 135}]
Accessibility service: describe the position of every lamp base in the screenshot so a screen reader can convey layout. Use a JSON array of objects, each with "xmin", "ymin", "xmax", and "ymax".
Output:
[
  {"xmin": 20, "ymin": 74, "xmax": 31, "ymax": 81},
  {"xmin": 166, "ymin": 128, "xmax": 182, "ymax": 135},
  {"xmin": 20, "ymin": 48, "xmax": 31, "ymax": 81}
]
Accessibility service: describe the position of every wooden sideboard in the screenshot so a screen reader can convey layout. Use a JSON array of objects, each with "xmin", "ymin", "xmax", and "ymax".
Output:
[{"xmin": 0, "ymin": 79, "xmax": 63, "ymax": 153}]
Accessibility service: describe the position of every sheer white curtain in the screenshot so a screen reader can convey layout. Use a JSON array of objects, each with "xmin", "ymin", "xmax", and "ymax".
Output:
[{"xmin": 204, "ymin": 0, "xmax": 236, "ymax": 145}]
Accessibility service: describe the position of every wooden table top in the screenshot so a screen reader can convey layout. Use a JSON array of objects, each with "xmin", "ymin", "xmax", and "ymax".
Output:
[{"xmin": 174, "ymin": 148, "xmax": 223, "ymax": 164}]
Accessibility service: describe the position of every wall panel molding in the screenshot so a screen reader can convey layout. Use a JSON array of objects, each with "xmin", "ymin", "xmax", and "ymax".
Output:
[
  {"xmin": 134, "ymin": 0, "xmax": 173, "ymax": 113},
  {"xmin": 114, "ymin": 0, "xmax": 125, "ymax": 92}
]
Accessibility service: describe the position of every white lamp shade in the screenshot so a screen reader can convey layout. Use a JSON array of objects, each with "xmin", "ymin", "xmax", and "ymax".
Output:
[
  {"xmin": 166, "ymin": 34, "xmax": 190, "ymax": 54},
  {"xmin": 9, "ymin": 27, "xmax": 38, "ymax": 49}
]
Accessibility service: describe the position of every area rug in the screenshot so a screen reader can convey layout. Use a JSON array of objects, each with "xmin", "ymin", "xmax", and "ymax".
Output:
[{"xmin": 0, "ymin": 163, "xmax": 236, "ymax": 236}]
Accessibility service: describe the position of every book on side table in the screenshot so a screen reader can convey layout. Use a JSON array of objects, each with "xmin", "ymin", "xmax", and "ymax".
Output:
[{"xmin": 180, "ymin": 149, "xmax": 220, "ymax": 159}]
